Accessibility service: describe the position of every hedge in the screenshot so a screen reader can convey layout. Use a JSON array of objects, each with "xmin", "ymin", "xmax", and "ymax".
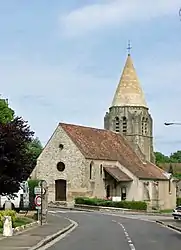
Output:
[
  {"xmin": 75, "ymin": 197, "xmax": 147, "ymax": 210},
  {"xmin": 177, "ymin": 198, "xmax": 181, "ymax": 206}
]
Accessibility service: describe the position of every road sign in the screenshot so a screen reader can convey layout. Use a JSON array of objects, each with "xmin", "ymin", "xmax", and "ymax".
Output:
[
  {"xmin": 34, "ymin": 187, "xmax": 41, "ymax": 195},
  {"xmin": 34, "ymin": 195, "xmax": 41, "ymax": 207},
  {"xmin": 34, "ymin": 186, "xmax": 46, "ymax": 195}
]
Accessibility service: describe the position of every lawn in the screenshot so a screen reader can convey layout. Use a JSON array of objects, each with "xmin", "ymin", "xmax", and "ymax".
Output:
[{"xmin": 13, "ymin": 216, "xmax": 34, "ymax": 228}]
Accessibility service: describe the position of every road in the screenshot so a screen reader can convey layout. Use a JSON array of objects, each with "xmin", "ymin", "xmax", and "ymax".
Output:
[{"xmin": 42, "ymin": 209, "xmax": 181, "ymax": 250}]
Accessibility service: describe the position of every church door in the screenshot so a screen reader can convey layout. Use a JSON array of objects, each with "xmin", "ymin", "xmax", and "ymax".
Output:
[{"xmin": 55, "ymin": 179, "xmax": 67, "ymax": 201}]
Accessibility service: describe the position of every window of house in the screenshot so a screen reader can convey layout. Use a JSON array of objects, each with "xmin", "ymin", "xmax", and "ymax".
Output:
[
  {"xmin": 169, "ymin": 178, "xmax": 171, "ymax": 193},
  {"xmin": 121, "ymin": 187, "xmax": 126, "ymax": 200},
  {"xmin": 100, "ymin": 164, "xmax": 103, "ymax": 176},
  {"xmin": 122, "ymin": 116, "xmax": 127, "ymax": 133},
  {"xmin": 115, "ymin": 117, "xmax": 120, "ymax": 132}
]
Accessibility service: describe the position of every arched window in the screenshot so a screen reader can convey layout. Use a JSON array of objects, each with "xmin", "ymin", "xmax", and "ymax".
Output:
[
  {"xmin": 90, "ymin": 162, "xmax": 93, "ymax": 179},
  {"xmin": 142, "ymin": 117, "xmax": 148, "ymax": 135},
  {"xmin": 122, "ymin": 116, "xmax": 127, "ymax": 133},
  {"xmin": 115, "ymin": 117, "xmax": 120, "ymax": 132},
  {"xmin": 142, "ymin": 117, "xmax": 145, "ymax": 135},
  {"xmin": 144, "ymin": 118, "xmax": 148, "ymax": 135}
]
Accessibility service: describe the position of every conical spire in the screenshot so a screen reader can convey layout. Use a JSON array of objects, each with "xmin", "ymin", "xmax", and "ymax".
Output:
[{"xmin": 111, "ymin": 55, "xmax": 147, "ymax": 108}]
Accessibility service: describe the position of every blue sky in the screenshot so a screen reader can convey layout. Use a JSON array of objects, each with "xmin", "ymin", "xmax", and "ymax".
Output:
[{"xmin": 1, "ymin": 0, "xmax": 181, "ymax": 156}]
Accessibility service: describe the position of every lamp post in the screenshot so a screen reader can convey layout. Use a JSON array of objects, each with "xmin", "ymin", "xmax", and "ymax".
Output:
[{"xmin": 164, "ymin": 122, "xmax": 181, "ymax": 126}]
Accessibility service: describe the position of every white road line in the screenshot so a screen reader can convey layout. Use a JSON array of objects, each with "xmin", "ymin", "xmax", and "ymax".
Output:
[
  {"xmin": 49, "ymin": 210, "xmax": 67, "ymax": 213},
  {"xmin": 118, "ymin": 222, "xmax": 136, "ymax": 250}
]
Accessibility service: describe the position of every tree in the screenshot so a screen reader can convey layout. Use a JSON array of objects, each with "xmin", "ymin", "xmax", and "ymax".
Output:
[
  {"xmin": 168, "ymin": 164, "xmax": 174, "ymax": 174},
  {"xmin": 28, "ymin": 137, "xmax": 43, "ymax": 166},
  {"xmin": 0, "ymin": 98, "xmax": 14, "ymax": 123},
  {"xmin": 0, "ymin": 117, "xmax": 35, "ymax": 196},
  {"xmin": 170, "ymin": 150, "xmax": 181, "ymax": 163},
  {"xmin": 154, "ymin": 152, "xmax": 170, "ymax": 165}
]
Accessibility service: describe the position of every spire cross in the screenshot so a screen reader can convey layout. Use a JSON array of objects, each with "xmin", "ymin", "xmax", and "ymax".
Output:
[{"xmin": 127, "ymin": 40, "xmax": 132, "ymax": 55}]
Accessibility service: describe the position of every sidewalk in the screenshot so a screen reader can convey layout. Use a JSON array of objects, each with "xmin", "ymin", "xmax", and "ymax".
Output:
[
  {"xmin": 156, "ymin": 218, "xmax": 181, "ymax": 233},
  {"xmin": 0, "ymin": 214, "xmax": 72, "ymax": 250}
]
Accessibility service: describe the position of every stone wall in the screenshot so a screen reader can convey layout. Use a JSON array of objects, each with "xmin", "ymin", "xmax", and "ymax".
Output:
[{"xmin": 31, "ymin": 125, "xmax": 88, "ymax": 202}]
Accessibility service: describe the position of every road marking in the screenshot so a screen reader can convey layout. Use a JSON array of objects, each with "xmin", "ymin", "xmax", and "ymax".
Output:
[
  {"xmin": 37, "ymin": 216, "xmax": 78, "ymax": 250},
  {"xmin": 118, "ymin": 222, "xmax": 136, "ymax": 250},
  {"xmin": 49, "ymin": 210, "xmax": 67, "ymax": 214}
]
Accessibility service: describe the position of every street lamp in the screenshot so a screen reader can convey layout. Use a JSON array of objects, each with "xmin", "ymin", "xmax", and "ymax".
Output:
[{"xmin": 164, "ymin": 122, "xmax": 181, "ymax": 126}]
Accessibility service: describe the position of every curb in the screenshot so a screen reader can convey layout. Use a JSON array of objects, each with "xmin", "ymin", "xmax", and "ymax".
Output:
[
  {"xmin": 49, "ymin": 205, "xmax": 93, "ymax": 213},
  {"xmin": 49, "ymin": 205, "xmax": 172, "ymax": 217},
  {"xmin": 155, "ymin": 220, "xmax": 181, "ymax": 233},
  {"xmin": 13, "ymin": 221, "xmax": 40, "ymax": 234},
  {"xmin": 29, "ymin": 219, "xmax": 77, "ymax": 250}
]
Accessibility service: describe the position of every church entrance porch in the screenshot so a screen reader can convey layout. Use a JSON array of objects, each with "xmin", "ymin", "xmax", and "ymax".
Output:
[
  {"xmin": 103, "ymin": 166, "xmax": 132, "ymax": 200},
  {"xmin": 55, "ymin": 179, "xmax": 67, "ymax": 201}
]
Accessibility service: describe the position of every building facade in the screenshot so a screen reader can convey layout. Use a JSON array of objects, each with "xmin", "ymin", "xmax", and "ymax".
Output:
[{"xmin": 30, "ymin": 52, "xmax": 176, "ymax": 210}]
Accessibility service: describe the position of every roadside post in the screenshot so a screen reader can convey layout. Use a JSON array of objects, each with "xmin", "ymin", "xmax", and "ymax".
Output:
[
  {"xmin": 34, "ymin": 187, "xmax": 42, "ymax": 222},
  {"xmin": 34, "ymin": 180, "xmax": 48, "ymax": 225}
]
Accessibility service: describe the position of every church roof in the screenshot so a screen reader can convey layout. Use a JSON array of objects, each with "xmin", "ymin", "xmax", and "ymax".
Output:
[
  {"xmin": 60, "ymin": 123, "xmax": 167, "ymax": 180},
  {"xmin": 104, "ymin": 166, "xmax": 132, "ymax": 182},
  {"xmin": 111, "ymin": 55, "xmax": 147, "ymax": 108}
]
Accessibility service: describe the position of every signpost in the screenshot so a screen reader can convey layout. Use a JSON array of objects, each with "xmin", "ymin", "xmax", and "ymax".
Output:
[
  {"xmin": 34, "ymin": 180, "xmax": 48, "ymax": 225},
  {"xmin": 34, "ymin": 195, "xmax": 41, "ymax": 221}
]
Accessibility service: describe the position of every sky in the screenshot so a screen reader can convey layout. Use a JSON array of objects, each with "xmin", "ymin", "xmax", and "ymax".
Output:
[{"xmin": 0, "ymin": 0, "xmax": 181, "ymax": 156}]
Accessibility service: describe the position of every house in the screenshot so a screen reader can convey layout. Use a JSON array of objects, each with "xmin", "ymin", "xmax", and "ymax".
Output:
[
  {"xmin": 159, "ymin": 163, "xmax": 181, "ymax": 198},
  {"xmin": 31, "ymin": 51, "xmax": 177, "ymax": 210}
]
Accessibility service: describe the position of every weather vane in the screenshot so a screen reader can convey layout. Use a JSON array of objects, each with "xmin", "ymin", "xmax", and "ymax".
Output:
[{"xmin": 127, "ymin": 40, "xmax": 132, "ymax": 55}]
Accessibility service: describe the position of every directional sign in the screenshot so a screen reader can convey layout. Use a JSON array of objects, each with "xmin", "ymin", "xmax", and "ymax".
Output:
[
  {"xmin": 34, "ymin": 187, "xmax": 41, "ymax": 195},
  {"xmin": 34, "ymin": 186, "xmax": 46, "ymax": 195},
  {"xmin": 34, "ymin": 195, "xmax": 41, "ymax": 207}
]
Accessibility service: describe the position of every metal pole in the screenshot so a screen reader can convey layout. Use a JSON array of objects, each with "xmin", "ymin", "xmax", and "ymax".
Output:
[
  {"xmin": 40, "ymin": 180, "xmax": 43, "ymax": 225},
  {"xmin": 164, "ymin": 122, "xmax": 181, "ymax": 126}
]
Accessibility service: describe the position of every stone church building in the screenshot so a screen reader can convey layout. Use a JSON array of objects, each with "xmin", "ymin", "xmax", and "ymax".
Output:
[{"xmin": 31, "ymin": 53, "xmax": 176, "ymax": 210}]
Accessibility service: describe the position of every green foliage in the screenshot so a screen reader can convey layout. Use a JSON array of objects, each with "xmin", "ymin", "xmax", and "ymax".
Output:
[
  {"xmin": 155, "ymin": 150, "xmax": 181, "ymax": 165},
  {"xmin": 75, "ymin": 197, "xmax": 147, "ymax": 210},
  {"xmin": 0, "ymin": 210, "xmax": 17, "ymax": 227},
  {"xmin": 177, "ymin": 198, "xmax": 181, "ymax": 206},
  {"xmin": 154, "ymin": 152, "xmax": 170, "ymax": 165},
  {"xmin": 170, "ymin": 151, "xmax": 181, "ymax": 163},
  {"xmin": 0, "ymin": 99, "xmax": 14, "ymax": 124},
  {"xmin": 28, "ymin": 179, "xmax": 40, "ymax": 210},
  {"xmin": 0, "ymin": 117, "xmax": 35, "ymax": 196},
  {"xmin": 28, "ymin": 137, "xmax": 43, "ymax": 167}
]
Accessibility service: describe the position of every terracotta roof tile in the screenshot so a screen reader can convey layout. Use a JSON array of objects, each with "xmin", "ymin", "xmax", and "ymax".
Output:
[
  {"xmin": 104, "ymin": 166, "xmax": 132, "ymax": 182},
  {"xmin": 60, "ymin": 123, "xmax": 167, "ymax": 180}
]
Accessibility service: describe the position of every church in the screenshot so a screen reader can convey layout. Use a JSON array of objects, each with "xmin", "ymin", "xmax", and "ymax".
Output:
[{"xmin": 31, "ymin": 51, "xmax": 177, "ymax": 210}]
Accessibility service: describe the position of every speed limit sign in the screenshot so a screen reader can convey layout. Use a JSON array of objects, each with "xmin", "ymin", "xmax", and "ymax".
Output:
[{"xmin": 34, "ymin": 195, "xmax": 41, "ymax": 208}]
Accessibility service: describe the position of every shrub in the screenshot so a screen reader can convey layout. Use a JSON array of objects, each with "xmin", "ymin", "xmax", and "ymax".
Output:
[
  {"xmin": 75, "ymin": 197, "xmax": 147, "ymax": 210},
  {"xmin": 0, "ymin": 210, "xmax": 17, "ymax": 228},
  {"xmin": 177, "ymin": 198, "xmax": 181, "ymax": 206}
]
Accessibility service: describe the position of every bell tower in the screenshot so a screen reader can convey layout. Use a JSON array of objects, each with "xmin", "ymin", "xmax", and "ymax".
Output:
[{"xmin": 104, "ymin": 43, "xmax": 155, "ymax": 163}]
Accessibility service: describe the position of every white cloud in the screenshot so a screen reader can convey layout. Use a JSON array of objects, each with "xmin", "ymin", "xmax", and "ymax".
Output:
[
  {"xmin": 60, "ymin": 0, "xmax": 181, "ymax": 37},
  {"xmin": 1, "ymin": 52, "xmax": 181, "ymax": 155}
]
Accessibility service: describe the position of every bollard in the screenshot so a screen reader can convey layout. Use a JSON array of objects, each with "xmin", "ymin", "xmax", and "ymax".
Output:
[{"xmin": 3, "ymin": 216, "xmax": 13, "ymax": 237}]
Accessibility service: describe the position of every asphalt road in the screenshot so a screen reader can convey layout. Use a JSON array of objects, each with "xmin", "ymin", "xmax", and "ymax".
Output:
[{"xmin": 45, "ymin": 209, "xmax": 181, "ymax": 250}]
